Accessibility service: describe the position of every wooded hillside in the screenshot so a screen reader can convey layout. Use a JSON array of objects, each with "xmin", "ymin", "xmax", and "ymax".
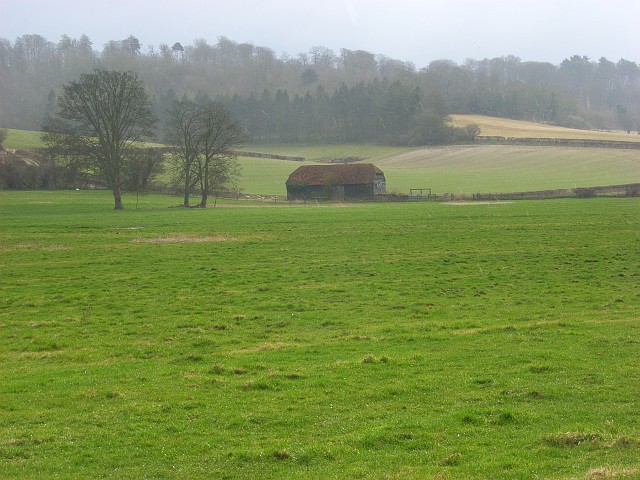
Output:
[{"xmin": 1, "ymin": 35, "xmax": 639, "ymax": 144}]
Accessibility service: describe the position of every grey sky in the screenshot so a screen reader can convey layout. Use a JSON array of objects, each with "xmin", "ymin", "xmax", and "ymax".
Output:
[{"xmin": 3, "ymin": 0, "xmax": 639, "ymax": 67}]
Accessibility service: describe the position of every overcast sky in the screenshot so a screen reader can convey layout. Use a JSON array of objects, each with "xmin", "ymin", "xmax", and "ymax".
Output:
[{"xmin": 3, "ymin": 0, "xmax": 639, "ymax": 67}]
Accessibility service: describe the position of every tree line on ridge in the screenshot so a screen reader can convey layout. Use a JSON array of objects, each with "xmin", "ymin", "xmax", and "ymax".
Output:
[{"xmin": 1, "ymin": 34, "xmax": 639, "ymax": 144}]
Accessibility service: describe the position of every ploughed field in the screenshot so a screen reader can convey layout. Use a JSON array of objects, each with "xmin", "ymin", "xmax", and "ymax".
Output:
[
  {"xmin": 1, "ymin": 191, "xmax": 638, "ymax": 479},
  {"xmin": 450, "ymin": 114, "xmax": 640, "ymax": 142}
]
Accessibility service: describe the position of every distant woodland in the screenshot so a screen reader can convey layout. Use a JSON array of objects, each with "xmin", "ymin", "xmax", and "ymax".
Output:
[{"xmin": 1, "ymin": 34, "xmax": 639, "ymax": 145}]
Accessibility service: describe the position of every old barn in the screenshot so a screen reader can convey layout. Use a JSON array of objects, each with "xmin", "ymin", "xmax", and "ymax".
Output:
[{"xmin": 286, "ymin": 163, "xmax": 386, "ymax": 201}]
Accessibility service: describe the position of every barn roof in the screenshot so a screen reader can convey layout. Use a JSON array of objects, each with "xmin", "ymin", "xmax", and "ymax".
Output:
[{"xmin": 286, "ymin": 163, "xmax": 383, "ymax": 186}]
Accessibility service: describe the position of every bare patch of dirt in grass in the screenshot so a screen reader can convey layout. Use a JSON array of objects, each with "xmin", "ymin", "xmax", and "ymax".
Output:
[
  {"xmin": 6, "ymin": 350, "xmax": 61, "ymax": 360},
  {"xmin": 131, "ymin": 235, "xmax": 237, "ymax": 244},
  {"xmin": 216, "ymin": 202, "xmax": 367, "ymax": 208},
  {"xmin": 585, "ymin": 467, "xmax": 639, "ymax": 479},
  {"xmin": 452, "ymin": 328, "xmax": 482, "ymax": 335},
  {"xmin": 233, "ymin": 342, "xmax": 299, "ymax": 354},
  {"xmin": 2, "ymin": 437, "xmax": 46, "ymax": 446},
  {"xmin": 213, "ymin": 203, "xmax": 288, "ymax": 208},
  {"xmin": 256, "ymin": 342, "xmax": 293, "ymax": 351},
  {"xmin": 446, "ymin": 201, "xmax": 514, "ymax": 205},
  {"xmin": 15, "ymin": 243, "xmax": 71, "ymax": 251}
]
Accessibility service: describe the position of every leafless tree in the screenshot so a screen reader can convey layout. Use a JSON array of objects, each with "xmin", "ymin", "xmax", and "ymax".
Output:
[
  {"xmin": 194, "ymin": 101, "xmax": 246, "ymax": 208},
  {"xmin": 43, "ymin": 70, "xmax": 157, "ymax": 209},
  {"xmin": 166, "ymin": 100, "xmax": 201, "ymax": 207},
  {"xmin": 166, "ymin": 100, "xmax": 246, "ymax": 208}
]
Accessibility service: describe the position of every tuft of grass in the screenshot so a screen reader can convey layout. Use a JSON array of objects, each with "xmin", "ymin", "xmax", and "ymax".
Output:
[
  {"xmin": 273, "ymin": 450, "xmax": 291, "ymax": 460},
  {"xmin": 241, "ymin": 380, "xmax": 270, "ymax": 391},
  {"xmin": 494, "ymin": 412, "xmax": 516, "ymax": 425},
  {"xmin": 361, "ymin": 354, "xmax": 377, "ymax": 364},
  {"xmin": 183, "ymin": 354, "xmax": 204, "ymax": 363},
  {"xmin": 526, "ymin": 390, "xmax": 546, "ymax": 400},
  {"xmin": 440, "ymin": 452, "xmax": 462, "ymax": 466},
  {"xmin": 208, "ymin": 364, "xmax": 226, "ymax": 375},
  {"xmin": 529, "ymin": 364, "xmax": 552, "ymax": 373},
  {"xmin": 543, "ymin": 432, "xmax": 602, "ymax": 448}
]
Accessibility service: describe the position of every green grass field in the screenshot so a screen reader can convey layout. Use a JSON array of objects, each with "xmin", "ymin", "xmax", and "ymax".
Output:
[
  {"xmin": 1, "ymin": 191, "xmax": 639, "ymax": 479},
  {"xmin": 238, "ymin": 144, "xmax": 640, "ymax": 196},
  {"xmin": 3, "ymin": 129, "xmax": 46, "ymax": 150},
  {"xmin": 5, "ymin": 125, "xmax": 640, "ymax": 196}
]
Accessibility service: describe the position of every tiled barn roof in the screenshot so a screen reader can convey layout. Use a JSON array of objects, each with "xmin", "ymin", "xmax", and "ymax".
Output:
[{"xmin": 286, "ymin": 163, "xmax": 383, "ymax": 186}]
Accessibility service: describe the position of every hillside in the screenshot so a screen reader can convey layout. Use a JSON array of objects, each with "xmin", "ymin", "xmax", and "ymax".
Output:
[
  {"xmin": 239, "ymin": 144, "xmax": 640, "ymax": 196},
  {"xmin": 450, "ymin": 115, "xmax": 640, "ymax": 142},
  {"xmin": 2, "ymin": 129, "xmax": 45, "ymax": 150},
  {"xmin": 2, "ymin": 36, "xmax": 639, "ymax": 142},
  {"xmin": 4, "ymin": 121, "xmax": 640, "ymax": 196},
  {"xmin": 378, "ymin": 145, "xmax": 640, "ymax": 194}
]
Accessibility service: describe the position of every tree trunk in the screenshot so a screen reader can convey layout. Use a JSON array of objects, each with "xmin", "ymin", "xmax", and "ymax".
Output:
[
  {"xmin": 199, "ymin": 191, "xmax": 208, "ymax": 208},
  {"xmin": 113, "ymin": 185, "xmax": 124, "ymax": 210},
  {"xmin": 199, "ymin": 161, "xmax": 208, "ymax": 208},
  {"xmin": 183, "ymin": 173, "xmax": 191, "ymax": 207}
]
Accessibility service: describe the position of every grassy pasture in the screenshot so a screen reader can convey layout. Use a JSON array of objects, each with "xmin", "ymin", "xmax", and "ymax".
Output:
[
  {"xmin": 4, "ymin": 125, "xmax": 640, "ymax": 197},
  {"xmin": 1, "ymin": 190, "xmax": 639, "ymax": 479},
  {"xmin": 238, "ymin": 145, "xmax": 640, "ymax": 196},
  {"xmin": 377, "ymin": 145, "xmax": 640, "ymax": 195},
  {"xmin": 2, "ymin": 129, "xmax": 46, "ymax": 150}
]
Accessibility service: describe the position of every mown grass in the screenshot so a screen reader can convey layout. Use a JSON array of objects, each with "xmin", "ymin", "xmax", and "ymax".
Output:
[{"xmin": 1, "ymin": 191, "xmax": 639, "ymax": 479}]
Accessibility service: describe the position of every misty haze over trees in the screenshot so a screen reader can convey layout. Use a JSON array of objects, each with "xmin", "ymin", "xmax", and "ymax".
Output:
[{"xmin": 1, "ymin": 34, "xmax": 639, "ymax": 144}]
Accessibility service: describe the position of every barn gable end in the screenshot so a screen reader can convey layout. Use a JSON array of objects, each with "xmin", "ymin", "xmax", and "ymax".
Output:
[{"xmin": 286, "ymin": 164, "xmax": 386, "ymax": 200}]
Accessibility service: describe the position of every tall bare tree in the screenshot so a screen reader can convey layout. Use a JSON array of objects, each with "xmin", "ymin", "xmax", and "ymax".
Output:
[
  {"xmin": 43, "ymin": 70, "xmax": 157, "ymax": 209},
  {"xmin": 194, "ymin": 101, "xmax": 246, "ymax": 208},
  {"xmin": 166, "ymin": 100, "xmax": 246, "ymax": 208},
  {"xmin": 166, "ymin": 100, "xmax": 201, "ymax": 207}
]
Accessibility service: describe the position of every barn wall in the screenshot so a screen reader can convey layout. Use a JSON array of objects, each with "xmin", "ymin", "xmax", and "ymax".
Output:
[
  {"xmin": 286, "ymin": 185, "xmax": 326, "ymax": 200},
  {"xmin": 287, "ymin": 183, "xmax": 376, "ymax": 200},
  {"xmin": 344, "ymin": 183, "xmax": 373, "ymax": 199},
  {"xmin": 374, "ymin": 173, "xmax": 386, "ymax": 195}
]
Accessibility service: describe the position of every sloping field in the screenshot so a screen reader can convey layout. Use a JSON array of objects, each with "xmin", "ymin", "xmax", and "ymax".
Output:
[
  {"xmin": 2, "ymin": 129, "xmax": 45, "ymax": 150},
  {"xmin": 5, "ymin": 127, "xmax": 639, "ymax": 196},
  {"xmin": 238, "ymin": 145, "xmax": 414, "ymax": 197},
  {"xmin": 239, "ymin": 145, "xmax": 640, "ymax": 196},
  {"xmin": 451, "ymin": 114, "xmax": 640, "ymax": 142},
  {"xmin": 238, "ymin": 119, "xmax": 640, "ymax": 195},
  {"xmin": 378, "ymin": 145, "xmax": 640, "ymax": 194}
]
